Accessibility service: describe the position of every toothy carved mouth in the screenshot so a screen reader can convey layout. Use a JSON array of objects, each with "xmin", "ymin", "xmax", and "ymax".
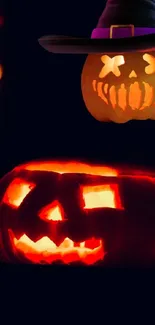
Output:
[
  {"xmin": 11, "ymin": 233, "xmax": 104, "ymax": 265},
  {"xmin": 92, "ymin": 80, "xmax": 154, "ymax": 111}
]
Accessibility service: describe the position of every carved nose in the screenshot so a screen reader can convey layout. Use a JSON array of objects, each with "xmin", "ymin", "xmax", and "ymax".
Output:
[{"xmin": 129, "ymin": 70, "xmax": 137, "ymax": 78}]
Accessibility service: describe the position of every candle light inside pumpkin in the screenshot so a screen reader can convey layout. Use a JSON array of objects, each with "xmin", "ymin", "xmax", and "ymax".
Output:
[{"xmin": 81, "ymin": 52, "xmax": 155, "ymax": 123}]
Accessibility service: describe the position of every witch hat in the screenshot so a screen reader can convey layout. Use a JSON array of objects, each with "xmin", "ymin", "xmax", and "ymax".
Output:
[{"xmin": 38, "ymin": 0, "xmax": 155, "ymax": 54}]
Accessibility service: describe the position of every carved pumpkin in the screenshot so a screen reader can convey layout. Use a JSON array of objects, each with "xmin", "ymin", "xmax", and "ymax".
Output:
[
  {"xmin": 81, "ymin": 51, "xmax": 155, "ymax": 123},
  {"xmin": 1, "ymin": 160, "xmax": 155, "ymax": 266}
]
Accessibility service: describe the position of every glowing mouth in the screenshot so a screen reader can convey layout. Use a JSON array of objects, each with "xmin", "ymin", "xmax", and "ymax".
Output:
[
  {"xmin": 92, "ymin": 80, "xmax": 154, "ymax": 111},
  {"xmin": 12, "ymin": 233, "xmax": 104, "ymax": 265}
]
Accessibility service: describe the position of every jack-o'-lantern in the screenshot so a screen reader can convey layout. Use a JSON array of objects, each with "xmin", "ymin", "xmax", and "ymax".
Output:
[
  {"xmin": 81, "ymin": 51, "xmax": 155, "ymax": 123},
  {"xmin": 1, "ymin": 160, "xmax": 155, "ymax": 266},
  {"xmin": 38, "ymin": 0, "xmax": 155, "ymax": 123}
]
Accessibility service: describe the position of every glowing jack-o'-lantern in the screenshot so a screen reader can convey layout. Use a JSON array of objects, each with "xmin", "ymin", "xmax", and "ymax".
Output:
[
  {"xmin": 81, "ymin": 51, "xmax": 155, "ymax": 123},
  {"xmin": 1, "ymin": 160, "xmax": 155, "ymax": 266}
]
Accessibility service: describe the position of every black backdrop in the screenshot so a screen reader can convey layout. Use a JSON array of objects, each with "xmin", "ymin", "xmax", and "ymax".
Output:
[
  {"xmin": 1, "ymin": 0, "xmax": 155, "ymax": 309},
  {"xmin": 3, "ymin": 0, "xmax": 155, "ymax": 178}
]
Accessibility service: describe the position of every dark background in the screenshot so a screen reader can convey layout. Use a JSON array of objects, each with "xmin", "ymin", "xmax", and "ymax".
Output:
[
  {"xmin": 1, "ymin": 0, "xmax": 155, "ymax": 309},
  {"xmin": 3, "ymin": 0, "xmax": 155, "ymax": 178}
]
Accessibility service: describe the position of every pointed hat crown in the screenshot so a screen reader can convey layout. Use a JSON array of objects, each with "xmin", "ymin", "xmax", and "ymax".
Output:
[{"xmin": 97, "ymin": 0, "xmax": 155, "ymax": 27}]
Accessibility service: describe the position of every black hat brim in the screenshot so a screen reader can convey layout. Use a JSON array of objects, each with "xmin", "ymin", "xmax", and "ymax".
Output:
[{"xmin": 38, "ymin": 33, "xmax": 155, "ymax": 54}]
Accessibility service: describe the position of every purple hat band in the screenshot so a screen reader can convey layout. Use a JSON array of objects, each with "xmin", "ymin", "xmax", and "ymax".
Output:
[{"xmin": 91, "ymin": 27, "xmax": 155, "ymax": 39}]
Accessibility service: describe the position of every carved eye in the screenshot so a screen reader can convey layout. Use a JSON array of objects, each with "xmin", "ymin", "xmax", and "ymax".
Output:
[
  {"xmin": 39, "ymin": 200, "xmax": 65, "ymax": 222},
  {"xmin": 82, "ymin": 184, "xmax": 123, "ymax": 209},
  {"xmin": 99, "ymin": 55, "xmax": 125, "ymax": 78},
  {"xmin": 143, "ymin": 53, "xmax": 155, "ymax": 75},
  {"xmin": 3, "ymin": 178, "xmax": 35, "ymax": 208}
]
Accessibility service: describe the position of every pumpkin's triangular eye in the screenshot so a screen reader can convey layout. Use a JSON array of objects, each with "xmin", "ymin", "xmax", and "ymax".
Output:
[
  {"xmin": 39, "ymin": 200, "xmax": 65, "ymax": 221},
  {"xmin": 82, "ymin": 184, "xmax": 123, "ymax": 210},
  {"xmin": 143, "ymin": 53, "xmax": 155, "ymax": 75},
  {"xmin": 99, "ymin": 55, "xmax": 125, "ymax": 78}
]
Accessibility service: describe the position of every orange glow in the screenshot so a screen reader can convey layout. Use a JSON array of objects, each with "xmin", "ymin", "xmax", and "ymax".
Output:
[
  {"xmin": 109, "ymin": 85, "xmax": 116, "ymax": 109},
  {"xmin": 81, "ymin": 52, "xmax": 155, "ymax": 123},
  {"xmin": 129, "ymin": 70, "xmax": 137, "ymax": 78},
  {"xmin": 97, "ymin": 81, "xmax": 108, "ymax": 104},
  {"xmin": 93, "ymin": 80, "xmax": 154, "ymax": 111},
  {"xmin": 0, "ymin": 64, "xmax": 3, "ymax": 79},
  {"xmin": 3, "ymin": 178, "xmax": 35, "ymax": 208},
  {"xmin": 16, "ymin": 161, "xmax": 118, "ymax": 176},
  {"xmin": 118, "ymin": 84, "xmax": 127, "ymax": 110},
  {"xmin": 129, "ymin": 82, "xmax": 142, "ymax": 110},
  {"xmin": 143, "ymin": 53, "xmax": 155, "ymax": 75},
  {"xmin": 83, "ymin": 184, "xmax": 122, "ymax": 209},
  {"xmin": 13, "ymin": 234, "xmax": 104, "ymax": 265},
  {"xmin": 99, "ymin": 55, "xmax": 125, "ymax": 78},
  {"xmin": 39, "ymin": 201, "xmax": 64, "ymax": 221},
  {"xmin": 141, "ymin": 82, "xmax": 154, "ymax": 110}
]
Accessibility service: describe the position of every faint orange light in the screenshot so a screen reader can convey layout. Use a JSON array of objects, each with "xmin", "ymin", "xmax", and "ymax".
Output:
[
  {"xmin": 19, "ymin": 161, "xmax": 118, "ymax": 176},
  {"xmin": 0, "ymin": 65, "xmax": 3, "ymax": 79},
  {"xmin": 0, "ymin": 16, "xmax": 4, "ymax": 26}
]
